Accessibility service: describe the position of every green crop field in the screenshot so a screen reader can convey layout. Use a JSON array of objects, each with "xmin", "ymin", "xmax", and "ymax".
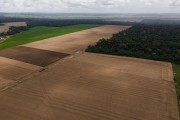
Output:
[{"xmin": 0, "ymin": 24, "xmax": 100, "ymax": 50}]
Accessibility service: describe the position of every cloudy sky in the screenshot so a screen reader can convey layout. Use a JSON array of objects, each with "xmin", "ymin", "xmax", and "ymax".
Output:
[{"xmin": 0, "ymin": 0, "xmax": 180, "ymax": 13}]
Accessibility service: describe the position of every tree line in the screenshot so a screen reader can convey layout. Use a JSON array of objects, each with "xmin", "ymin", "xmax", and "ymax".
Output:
[
  {"xmin": 0, "ymin": 26, "xmax": 29, "ymax": 36},
  {"xmin": 86, "ymin": 24, "xmax": 180, "ymax": 64},
  {"xmin": 0, "ymin": 17, "xmax": 136, "ymax": 28},
  {"xmin": 142, "ymin": 19, "xmax": 180, "ymax": 25},
  {"xmin": 0, "ymin": 16, "xmax": 136, "ymax": 37}
]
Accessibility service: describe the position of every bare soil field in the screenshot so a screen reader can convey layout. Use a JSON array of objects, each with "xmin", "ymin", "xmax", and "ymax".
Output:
[
  {"xmin": 0, "ymin": 22, "xmax": 26, "ymax": 32},
  {"xmin": 0, "ymin": 25, "xmax": 178, "ymax": 120},
  {"xmin": 0, "ymin": 57, "xmax": 41, "ymax": 91},
  {"xmin": 0, "ymin": 53, "xmax": 178, "ymax": 120},
  {"xmin": 0, "ymin": 25, "xmax": 126, "ymax": 91},
  {"xmin": 0, "ymin": 46, "xmax": 69, "ymax": 67},
  {"xmin": 24, "ymin": 25, "xmax": 130, "ymax": 54}
]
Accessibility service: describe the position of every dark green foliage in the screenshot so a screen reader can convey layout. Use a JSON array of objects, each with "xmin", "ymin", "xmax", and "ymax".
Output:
[
  {"xmin": 173, "ymin": 64, "xmax": 180, "ymax": 103},
  {"xmin": 142, "ymin": 19, "xmax": 180, "ymax": 25},
  {"xmin": 6, "ymin": 26, "xmax": 29, "ymax": 35},
  {"xmin": 0, "ymin": 32, "xmax": 6, "ymax": 36},
  {"xmin": 0, "ymin": 26, "xmax": 29, "ymax": 36},
  {"xmin": 26, "ymin": 19, "xmax": 135, "ymax": 28},
  {"xmin": 86, "ymin": 24, "xmax": 180, "ymax": 63}
]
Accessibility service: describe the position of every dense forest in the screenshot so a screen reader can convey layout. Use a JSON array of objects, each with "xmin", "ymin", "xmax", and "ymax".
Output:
[
  {"xmin": 0, "ymin": 17, "xmax": 136, "ymax": 28},
  {"xmin": 142, "ymin": 19, "xmax": 180, "ymax": 25},
  {"xmin": 86, "ymin": 24, "xmax": 180, "ymax": 64}
]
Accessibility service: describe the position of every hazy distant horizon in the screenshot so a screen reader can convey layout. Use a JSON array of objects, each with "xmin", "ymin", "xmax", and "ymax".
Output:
[
  {"xmin": 0, "ymin": 0, "xmax": 180, "ymax": 13},
  {"xmin": 0, "ymin": 11, "xmax": 180, "ymax": 15}
]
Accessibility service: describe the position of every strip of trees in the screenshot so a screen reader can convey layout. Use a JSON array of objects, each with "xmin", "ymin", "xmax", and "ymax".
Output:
[
  {"xmin": 0, "ymin": 17, "xmax": 136, "ymax": 28},
  {"xmin": 0, "ymin": 16, "xmax": 136, "ymax": 39},
  {"xmin": 0, "ymin": 26, "xmax": 29, "ymax": 36},
  {"xmin": 0, "ymin": 17, "xmax": 136, "ymax": 37},
  {"xmin": 86, "ymin": 24, "xmax": 180, "ymax": 64}
]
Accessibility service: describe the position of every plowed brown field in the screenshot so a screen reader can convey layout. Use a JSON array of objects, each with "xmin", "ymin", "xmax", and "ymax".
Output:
[
  {"xmin": 0, "ymin": 46, "xmax": 69, "ymax": 67},
  {"xmin": 0, "ymin": 25, "xmax": 178, "ymax": 120}
]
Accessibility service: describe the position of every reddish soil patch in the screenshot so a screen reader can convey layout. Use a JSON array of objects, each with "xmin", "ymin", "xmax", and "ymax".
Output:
[{"xmin": 0, "ymin": 46, "xmax": 69, "ymax": 67}]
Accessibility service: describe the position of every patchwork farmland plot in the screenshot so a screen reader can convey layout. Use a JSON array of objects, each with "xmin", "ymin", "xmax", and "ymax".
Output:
[
  {"xmin": 0, "ymin": 25, "xmax": 178, "ymax": 120},
  {"xmin": 0, "ymin": 24, "xmax": 100, "ymax": 50},
  {"xmin": 0, "ymin": 46, "xmax": 69, "ymax": 67},
  {"xmin": 0, "ymin": 25, "xmax": 127, "ymax": 91}
]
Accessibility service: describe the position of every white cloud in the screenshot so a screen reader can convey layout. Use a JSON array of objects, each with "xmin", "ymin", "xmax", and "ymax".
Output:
[
  {"xmin": 60, "ymin": 0, "xmax": 131, "ymax": 8},
  {"xmin": 0, "ymin": 0, "xmax": 14, "ymax": 7},
  {"xmin": 0, "ymin": 0, "xmax": 179, "ymax": 13},
  {"xmin": 139, "ymin": 0, "xmax": 159, "ymax": 6},
  {"xmin": 170, "ymin": 0, "xmax": 180, "ymax": 6},
  {"xmin": 100, "ymin": 0, "xmax": 131, "ymax": 7}
]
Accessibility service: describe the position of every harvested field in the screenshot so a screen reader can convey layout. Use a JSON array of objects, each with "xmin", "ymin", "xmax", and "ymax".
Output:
[
  {"xmin": 0, "ymin": 22, "xmax": 26, "ymax": 32},
  {"xmin": 0, "ymin": 53, "xmax": 178, "ymax": 120},
  {"xmin": 0, "ymin": 46, "xmax": 69, "ymax": 67},
  {"xmin": 0, "ymin": 25, "xmax": 178, "ymax": 120},
  {"xmin": 0, "ymin": 25, "xmax": 125, "ymax": 91},
  {"xmin": 0, "ymin": 57, "xmax": 41, "ymax": 91},
  {"xmin": 24, "ymin": 25, "xmax": 130, "ymax": 54}
]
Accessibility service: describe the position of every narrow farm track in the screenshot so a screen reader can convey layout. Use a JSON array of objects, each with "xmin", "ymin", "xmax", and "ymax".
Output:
[{"xmin": 0, "ymin": 25, "xmax": 179, "ymax": 120}]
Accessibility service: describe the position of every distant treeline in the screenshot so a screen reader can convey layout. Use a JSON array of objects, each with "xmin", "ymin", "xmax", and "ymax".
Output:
[
  {"xmin": 86, "ymin": 24, "xmax": 180, "ymax": 64},
  {"xmin": 141, "ymin": 19, "xmax": 180, "ymax": 25},
  {"xmin": 0, "ymin": 17, "xmax": 136, "ymax": 28},
  {"xmin": 0, "ymin": 16, "xmax": 136, "ymax": 37}
]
